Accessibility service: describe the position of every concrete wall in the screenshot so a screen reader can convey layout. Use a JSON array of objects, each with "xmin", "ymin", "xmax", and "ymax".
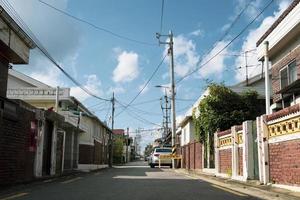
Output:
[{"xmin": 180, "ymin": 120, "xmax": 195, "ymax": 146}]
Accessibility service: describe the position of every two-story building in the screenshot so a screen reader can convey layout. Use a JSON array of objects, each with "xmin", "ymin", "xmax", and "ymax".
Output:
[
  {"xmin": 7, "ymin": 69, "xmax": 110, "ymax": 172},
  {"xmin": 0, "ymin": 4, "xmax": 37, "ymax": 185},
  {"xmin": 256, "ymin": 0, "xmax": 300, "ymax": 190}
]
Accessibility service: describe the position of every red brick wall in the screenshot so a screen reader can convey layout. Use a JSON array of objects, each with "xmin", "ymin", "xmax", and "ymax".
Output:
[
  {"xmin": 238, "ymin": 147, "xmax": 243, "ymax": 176},
  {"xmin": 269, "ymin": 139, "xmax": 300, "ymax": 186},
  {"xmin": 189, "ymin": 143, "xmax": 195, "ymax": 169},
  {"xmin": 195, "ymin": 142, "xmax": 202, "ymax": 169},
  {"xmin": 219, "ymin": 149, "xmax": 232, "ymax": 175},
  {"xmin": 272, "ymin": 45, "xmax": 300, "ymax": 103},
  {"xmin": 179, "ymin": 142, "xmax": 202, "ymax": 170},
  {"xmin": 0, "ymin": 99, "xmax": 36, "ymax": 186}
]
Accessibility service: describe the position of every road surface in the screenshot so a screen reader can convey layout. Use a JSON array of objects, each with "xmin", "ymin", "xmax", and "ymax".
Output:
[{"xmin": 0, "ymin": 161, "xmax": 259, "ymax": 200}]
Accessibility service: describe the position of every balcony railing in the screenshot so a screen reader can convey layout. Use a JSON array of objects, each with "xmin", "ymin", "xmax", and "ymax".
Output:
[
  {"xmin": 59, "ymin": 110, "xmax": 89, "ymax": 133},
  {"xmin": 7, "ymin": 87, "xmax": 70, "ymax": 100}
]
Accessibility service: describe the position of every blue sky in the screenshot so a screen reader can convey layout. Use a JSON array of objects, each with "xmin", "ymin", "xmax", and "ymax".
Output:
[{"xmin": 7, "ymin": 0, "xmax": 292, "ymax": 149}]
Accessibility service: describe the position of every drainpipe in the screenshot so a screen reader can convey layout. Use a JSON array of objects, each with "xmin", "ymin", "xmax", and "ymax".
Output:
[{"xmin": 264, "ymin": 41, "xmax": 271, "ymax": 115}]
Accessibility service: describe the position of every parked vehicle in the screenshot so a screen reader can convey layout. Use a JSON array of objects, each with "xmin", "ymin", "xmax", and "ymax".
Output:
[{"xmin": 148, "ymin": 147, "xmax": 172, "ymax": 168}]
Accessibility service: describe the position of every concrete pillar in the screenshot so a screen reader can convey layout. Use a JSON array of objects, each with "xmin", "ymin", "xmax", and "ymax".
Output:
[
  {"xmin": 34, "ymin": 116, "xmax": 45, "ymax": 177},
  {"xmin": 261, "ymin": 115, "xmax": 269, "ymax": 184},
  {"xmin": 50, "ymin": 122, "xmax": 57, "ymax": 175},
  {"xmin": 257, "ymin": 116, "xmax": 269, "ymax": 184},
  {"xmin": 214, "ymin": 132, "xmax": 219, "ymax": 174},
  {"xmin": 232, "ymin": 126, "xmax": 238, "ymax": 178},
  {"xmin": 243, "ymin": 121, "xmax": 254, "ymax": 180},
  {"xmin": 257, "ymin": 116, "xmax": 264, "ymax": 182},
  {"xmin": 0, "ymin": 58, "xmax": 8, "ymax": 98}
]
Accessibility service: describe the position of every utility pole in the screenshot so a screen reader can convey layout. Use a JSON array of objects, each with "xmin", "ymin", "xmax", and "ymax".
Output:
[
  {"xmin": 156, "ymin": 30, "xmax": 176, "ymax": 169},
  {"xmin": 109, "ymin": 92, "xmax": 115, "ymax": 168},
  {"xmin": 160, "ymin": 88, "xmax": 171, "ymax": 141}
]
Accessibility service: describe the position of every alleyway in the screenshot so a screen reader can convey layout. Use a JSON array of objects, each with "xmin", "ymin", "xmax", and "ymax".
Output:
[{"xmin": 0, "ymin": 161, "xmax": 258, "ymax": 200}]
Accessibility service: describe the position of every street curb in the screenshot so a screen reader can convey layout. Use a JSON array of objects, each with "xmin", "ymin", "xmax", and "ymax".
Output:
[{"xmin": 174, "ymin": 169, "xmax": 300, "ymax": 200}]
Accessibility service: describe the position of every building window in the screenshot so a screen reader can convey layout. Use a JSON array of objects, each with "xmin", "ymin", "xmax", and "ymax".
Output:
[{"xmin": 280, "ymin": 60, "xmax": 297, "ymax": 89}]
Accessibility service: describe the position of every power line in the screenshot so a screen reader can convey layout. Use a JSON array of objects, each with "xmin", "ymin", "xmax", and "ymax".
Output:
[
  {"xmin": 131, "ymin": 98, "xmax": 161, "ymax": 106},
  {"xmin": 115, "ymin": 54, "xmax": 168, "ymax": 118},
  {"xmin": 115, "ymin": 100, "xmax": 162, "ymax": 127},
  {"xmin": 37, "ymin": 0, "xmax": 157, "ymax": 46},
  {"xmin": 2, "ymin": 0, "xmax": 111, "ymax": 102},
  {"xmin": 176, "ymin": 0, "xmax": 274, "ymax": 85}
]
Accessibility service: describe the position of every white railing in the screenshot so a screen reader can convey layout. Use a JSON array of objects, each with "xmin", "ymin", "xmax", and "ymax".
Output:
[
  {"xmin": 59, "ymin": 110, "xmax": 89, "ymax": 133},
  {"xmin": 7, "ymin": 87, "xmax": 70, "ymax": 100}
]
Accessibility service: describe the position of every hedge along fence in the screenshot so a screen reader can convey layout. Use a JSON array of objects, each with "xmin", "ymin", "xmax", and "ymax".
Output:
[
  {"xmin": 179, "ymin": 141, "xmax": 203, "ymax": 170},
  {"xmin": 214, "ymin": 121, "xmax": 256, "ymax": 181},
  {"xmin": 257, "ymin": 104, "xmax": 300, "ymax": 188}
]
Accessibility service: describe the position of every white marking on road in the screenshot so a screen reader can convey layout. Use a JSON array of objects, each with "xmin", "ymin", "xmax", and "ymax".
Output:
[
  {"xmin": 0, "ymin": 192, "xmax": 28, "ymax": 200},
  {"xmin": 211, "ymin": 184, "xmax": 247, "ymax": 197},
  {"xmin": 185, "ymin": 175, "xmax": 197, "ymax": 180},
  {"xmin": 61, "ymin": 177, "xmax": 82, "ymax": 184}
]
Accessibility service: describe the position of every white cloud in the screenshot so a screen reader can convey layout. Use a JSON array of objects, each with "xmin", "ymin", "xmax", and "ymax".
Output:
[
  {"xmin": 30, "ymin": 66, "xmax": 63, "ymax": 87},
  {"xmin": 112, "ymin": 51, "xmax": 140, "ymax": 83},
  {"xmin": 107, "ymin": 85, "xmax": 126, "ymax": 95},
  {"xmin": 164, "ymin": 35, "xmax": 199, "ymax": 77},
  {"xmin": 9, "ymin": 0, "xmax": 81, "ymax": 63},
  {"xmin": 234, "ymin": 0, "xmax": 292, "ymax": 81},
  {"xmin": 189, "ymin": 29, "xmax": 203, "ymax": 37},
  {"xmin": 70, "ymin": 74, "xmax": 103, "ymax": 102},
  {"xmin": 199, "ymin": 41, "xmax": 231, "ymax": 78}
]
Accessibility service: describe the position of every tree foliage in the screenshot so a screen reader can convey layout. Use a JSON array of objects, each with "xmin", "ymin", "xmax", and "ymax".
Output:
[
  {"xmin": 193, "ymin": 83, "xmax": 260, "ymax": 142},
  {"xmin": 113, "ymin": 136, "xmax": 124, "ymax": 164}
]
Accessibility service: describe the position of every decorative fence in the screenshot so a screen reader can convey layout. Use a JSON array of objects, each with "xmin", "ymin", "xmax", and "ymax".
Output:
[
  {"xmin": 257, "ymin": 104, "xmax": 300, "ymax": 188},
  {"xmin": 214, "ymin": 121, "xmax": 258, "ymax": 181}
]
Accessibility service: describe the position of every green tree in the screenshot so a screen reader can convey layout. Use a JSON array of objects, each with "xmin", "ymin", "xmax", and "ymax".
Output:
[
  {"xmin": 193, "ymin": 83, "xmax": 260, "ymax": 142},
  {"xmin": 113, "ymin": 136, "xmax": 124, "ymax": 164}
]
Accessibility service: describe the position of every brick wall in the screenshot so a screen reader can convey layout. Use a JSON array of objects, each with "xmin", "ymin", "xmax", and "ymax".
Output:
[
  {"xmin": 238, "ymin": 147, "xmax": 243, "ymax": 176},
  {"xmin": 94, "ymin": 140, "xmax": 102, "ymax": 165},
  {"xmin": 0, "ymin": 98, "xmax": 36, "ymax": 186},
  {"xmin": 269, "ymin": 139, "xmax": 300, "ymax": 186},
  {"xmin": 272, "ymin": 45, "xmax": 300, "ymax": 103},
  {"xmin": 195, "ymin": 142, "xmax": 202, "ymax": 169},
  {"xmin": 180, "ymin": 142, "xmax": 202, "ymax": 170},
  {"xmin": 189, "ymin": 143, "xmax": 195, "ymax": 169},
  {"xmin": 79, "ymin": 144, "xmax": 94, "ymax": 164},
  {"xmin": 219, "ymin": 149, "xmax": 232, "ymax": 174}
]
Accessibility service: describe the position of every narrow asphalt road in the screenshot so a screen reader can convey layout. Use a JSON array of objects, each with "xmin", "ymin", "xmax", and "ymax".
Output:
[{"xmin": 0, "ymin": 161, "xmax": 260, "ymax": 200}]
